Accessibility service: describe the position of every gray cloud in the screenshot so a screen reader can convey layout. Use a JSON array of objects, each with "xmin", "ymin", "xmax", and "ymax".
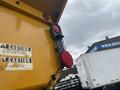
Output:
[{"xmin": 59, "ymin": 0, "xmax": 120, "ymax": 59}]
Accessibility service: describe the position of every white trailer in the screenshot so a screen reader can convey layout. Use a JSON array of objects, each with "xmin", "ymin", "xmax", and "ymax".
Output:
[{"xmin": 75, "ymin": 48, "xmax": 120, "ymax": 89}]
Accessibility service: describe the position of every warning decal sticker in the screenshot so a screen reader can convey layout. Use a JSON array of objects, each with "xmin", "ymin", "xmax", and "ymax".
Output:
[{"xmin": 0, "ymin": 43, "xmax": 32, "ymax": 71}]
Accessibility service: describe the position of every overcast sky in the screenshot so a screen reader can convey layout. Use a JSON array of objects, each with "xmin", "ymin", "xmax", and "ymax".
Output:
[{"xmin": 59, "ymin": 0, "xmax": 120, "ymax": 60}]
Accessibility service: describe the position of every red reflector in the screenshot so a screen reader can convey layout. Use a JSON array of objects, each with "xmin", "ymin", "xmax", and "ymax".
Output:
[
  {"xmin": 53, "ymin": 25, "xmax": 60, "ymax": 33},
  {"xmin": 60, "ymin": 50, "xmax": 73, "ymax": 68}
]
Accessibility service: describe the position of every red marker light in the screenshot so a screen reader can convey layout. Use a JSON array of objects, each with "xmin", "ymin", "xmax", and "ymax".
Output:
[
  {"xmin": 53, "ymin": 25, "xmax": 60, "ymax": 33},
  {"xmin": 43, "ymin": 13, "xmax": 49, "ymax": 20},
  {"xmin": 60, "ymin": 50, "xmax": 73, "ymax": 68}
]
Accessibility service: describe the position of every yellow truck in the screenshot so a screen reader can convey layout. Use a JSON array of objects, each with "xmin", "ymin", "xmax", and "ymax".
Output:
[{"xmin": 0, "ymin": 0, "xmax": 73, "ymax": 90}]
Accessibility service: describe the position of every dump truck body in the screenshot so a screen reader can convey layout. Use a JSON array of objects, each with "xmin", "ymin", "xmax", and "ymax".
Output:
[{"xmin": 0, "ymin": 0, "xmax": 68, "ymax": 90}]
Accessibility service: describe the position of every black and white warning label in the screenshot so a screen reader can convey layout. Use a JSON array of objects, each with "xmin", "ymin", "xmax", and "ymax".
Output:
[
  {"xmin": 0, "ymin": 43, "xmax": 32, "ymax": 57},
  {"xmin": 0, "ymin": 43, "xmax": 32, "ymax": 71}
]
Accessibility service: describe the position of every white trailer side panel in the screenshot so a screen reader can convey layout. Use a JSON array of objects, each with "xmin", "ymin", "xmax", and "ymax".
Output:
[
  {"xmin": 75, "ymin": 57, "xmax": 88, "ymax": 88},
  {"xmin": 76, "ymin": 48, "xmax": 120, "ymax": 89}
]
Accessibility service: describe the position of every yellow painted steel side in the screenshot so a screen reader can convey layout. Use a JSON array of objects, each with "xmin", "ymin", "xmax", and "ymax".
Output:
[
  {"xmin": 0, "ymin": 0, "xmax": 52, "ymax": 25},
  {"xmin": 0, "ymin": 5, "xmax": 61, "ymax": 90}
]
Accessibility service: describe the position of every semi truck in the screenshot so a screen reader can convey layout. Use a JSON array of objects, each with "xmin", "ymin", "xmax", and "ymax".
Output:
[
  {"xmin": 0, "ymin": 0, "xmax": 73, "ymax": 90},
  {"xmin": 76, "ymin": 48, "xmax": 120, "ymax": 90}
]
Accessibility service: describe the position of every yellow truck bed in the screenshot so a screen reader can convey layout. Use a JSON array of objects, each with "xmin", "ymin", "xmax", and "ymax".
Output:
[{"xmin": 0, "ymin": 0, "xmax": 67, "ymax": 90}]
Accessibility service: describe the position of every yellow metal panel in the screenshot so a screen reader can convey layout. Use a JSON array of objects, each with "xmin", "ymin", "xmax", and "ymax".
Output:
[
  {"xmin": 0, "ymin": 0, "xmax": 52, "ymax": 24},
  {"xmin": 0, "ymin": 5, "xmax": 61, "ymax": 90},
  {"xmin": 22, "ymin": 0, "xmax": 68, "ymax": 22}
]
